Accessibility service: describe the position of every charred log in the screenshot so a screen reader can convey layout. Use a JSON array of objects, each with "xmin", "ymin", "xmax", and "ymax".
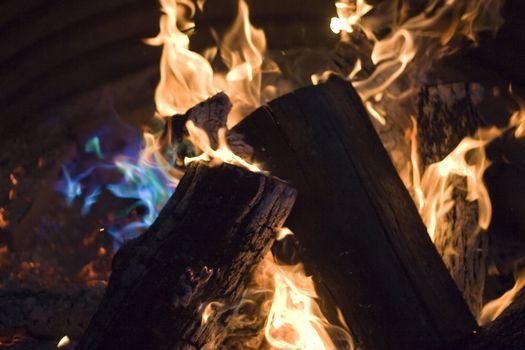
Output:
[
  {"xmin": 417, "ymin": 82, "xmax": 486, "ymax": 317},
  {"xmin": 233, "ymin": 77, "xmax": 478, "ymax": 350},
  {"xmin": 76, "ymin": 162, "xmax": 296, "ymax": 350}
]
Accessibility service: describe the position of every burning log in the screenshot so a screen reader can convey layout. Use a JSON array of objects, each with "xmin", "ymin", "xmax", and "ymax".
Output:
[
  {"xmin": 233, "ymin": 77, "xmax": 478, "ymax": 349},
  {"xmin": 76, "ymin": 162, "xmax": 296, "ymax": 350},
  {"xmin": 417, "ymin": 82, "xmax": 486, "ymax": 317},
  {"xmin": 0, "ymin": 287, "xmax": 103, "ymax": 339}
]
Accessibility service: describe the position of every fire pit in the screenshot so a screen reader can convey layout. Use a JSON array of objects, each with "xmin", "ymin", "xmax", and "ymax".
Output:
[{"xmin": 1, "ymin": 0, "xmax": 524, "ymax": 349}]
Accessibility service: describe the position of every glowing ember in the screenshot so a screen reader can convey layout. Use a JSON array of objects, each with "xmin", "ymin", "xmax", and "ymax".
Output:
[{"xmin": 0, "ymin": 208, "xmax": 8, "ymax": 228}]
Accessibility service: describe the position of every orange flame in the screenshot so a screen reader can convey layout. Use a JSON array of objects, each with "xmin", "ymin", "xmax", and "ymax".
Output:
[
  {"xmin": 263, "ymin": 252, "xmax": 354, "ymax": 350},
  {"xmin": 324, "ymin": 0, "xmax": 504, "ymax": 125},
  {"xmin": 410, "ymin": 90, "xmax": 525, "ymax": 242},
  {"xmin": 0, "ymin": 208, "xmax": 8, "ymax": 228},
  {"xmin": 184, "ymin": 120, "xmax": 261, "ymax": 172},
  {"xmin": 201, "ymin": 229, "xmax": 354, "ymax": 349},
  {"xmin": 411, "ymin": 124, "xmax": 502, "ymax": 240},
  {"xmin": 147, "ymin": 0, "xmax": 274, "ymax": 126},
  {"xmin": 478, "ymin": 267, "xmax": 525, "ymax": 326}
]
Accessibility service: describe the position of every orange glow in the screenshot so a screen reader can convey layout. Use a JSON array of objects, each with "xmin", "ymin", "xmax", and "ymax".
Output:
[
  {"xmin": 9, "ymin": 173, "xmax": 18, "ymax": 186},
  {"xmin": 0, "ymin": 208, "xmax": 8, "ymax": 228},
  {"xmin": 323, "ymin": 0, "xmax": 504, "ymax": 126}
]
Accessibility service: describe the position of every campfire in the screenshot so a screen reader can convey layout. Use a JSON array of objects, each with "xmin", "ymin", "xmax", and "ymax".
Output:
[{"xmin": 1, "ymin": 0, "xmax": 524, "ymax": 349}]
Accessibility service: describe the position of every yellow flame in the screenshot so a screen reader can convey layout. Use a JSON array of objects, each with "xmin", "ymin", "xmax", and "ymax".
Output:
[
  {"xmin": 201, "ymin": 228, "xmax": 354, "ymax": 349},
  {"xmin": 263, "ymin": 256, "xmax": 354, "ymax": 350},
  {"xmin": 148, "ymin": 0, "xmax": 273, "ymax": 126},
  {"xmin": 478, "ymin": 268, "xmax": 525, "ymax": 326},
  {"xmin": 411, "ymin": 98, "xmax": 525, "ymax": 241},
  {"xmin": 184, "ymin": 120, "xmax": 261, "ymax": 172},
  {"xmin": 411, "ymin": 123, "xmax": 502, "ymax": 240},
  {"xmin": 324, "ymin": 0, "xmax": 503, "ymax": 125},
  {"xmin": 509, "ymin": 85, "xmax": 525, "ymax": 139},
  {"xmin": 0, "ymin": 208, "xmax": 8, "ymax": 228},
  {"xmin": 202, "ymin": 301, "xmax": 225, "ymax": 325},
  {"xmin": 57, "ymin": 335, "xmax": 70, "ymax": 348},
  {"xmin": 216, "ymin": 0, "xmax": 268, "ymax": 126},
  {"xmin": 146, "ymin": 0, "xmax": 216, "ymax": 116},
  {"xmin": 330, "ymin": 0, "xmax": 372, "ymax": 34}
]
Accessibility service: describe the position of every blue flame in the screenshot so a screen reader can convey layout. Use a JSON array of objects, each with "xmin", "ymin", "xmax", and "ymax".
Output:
[{"xmin": 55, "ymin": 121, "xmax": 179, "ymax": 250}]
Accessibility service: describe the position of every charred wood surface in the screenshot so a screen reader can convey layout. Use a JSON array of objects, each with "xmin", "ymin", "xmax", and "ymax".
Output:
[
  {"xmin": 0, "ymin": 287, "xmax": 103, "ymax": 339},
  {"xmin": 233, "ymin": 77, "xmax": 477, "ymax": 350},
  {"xmin": 76, "ymin": 163, "xmax": 296, "ymax": 350},
  {"xmin": 417, "ymin": 82, "xmax": 486, "ymax": 317}
]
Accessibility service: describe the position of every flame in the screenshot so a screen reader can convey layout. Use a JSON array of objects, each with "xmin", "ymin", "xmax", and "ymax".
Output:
[
  {"xmin": 202, "ymin": 228, "xmax": 354, "ymax": 349},
  {"xmin": 509, "ymin": 85, "xmax": 525, "ymax": 139},
  {"xmin": 0, "ymin": 208, "xmax": 8, "ymax": 228},
  {"xmin": 323, "ymin": 0, "xmax": 504, "ymax": 125},
  {"xmin": 185, "ymin": 120, "xmax": 261, "ymax": 172},
  {"xmin": 145, "ymin": 0, "xmax": 216, "ymax": 116},
  {"xmin": 263, "ymin": 255, "xmax": 354, "ymax": 350},
  {"xmin": 410, "ymin": 89, "xmax": 525, "ymax": 241},
  {"xmin": 57, "ymin": 335, "xmax": 71, "ymax": 348},
  {"xmin": 148, "ymin": 0, "xmax": 274, "ymax": 126},
  {"xmin": 411, "ymin": 125, "xmax": 502, "ymax": 240},
  {"xmin": 215, "ymin": 0, "xmax": 268, "ymax": 126},
  {"xmin": 478, "ymin": 268, "xmax": 525, "ymax": 326}
]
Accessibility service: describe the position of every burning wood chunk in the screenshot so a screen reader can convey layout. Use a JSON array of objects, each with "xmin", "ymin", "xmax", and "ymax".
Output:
[
  {"xmin": 233, "ymin": 77, "xmax": 478, "ymax": 350},
  {"xmin": 76, "ymin": 162, "xmax": 296, "ymax": 350},
  {"xmin": 160, "ymin": 92, "xmax": 253, "ymax": 165},
  {"xmin": 417, "ymin": 82, "xmax": 486, "ymax": 317}
]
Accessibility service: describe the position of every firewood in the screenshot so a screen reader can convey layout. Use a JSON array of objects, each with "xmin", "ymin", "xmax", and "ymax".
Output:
[
  {"xmin": 0, "ymin": 287, "xmax": 103, "ymax": 339},
  {"xmin": 76, "ymin": 162, "xmax": 296, "ymax": 350},
  {"xmin": 417, "ymin": 82, "xmax": 486, "ymax": 317},
  {"xmin": 233, "ymin": 77, "xmax": 478, "ymax": 350}
]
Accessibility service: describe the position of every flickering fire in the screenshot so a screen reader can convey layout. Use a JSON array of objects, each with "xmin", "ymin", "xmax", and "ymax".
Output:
[
  {"xmin": 46, "ymin": 0, "xmax": 522, "ymax": 345},
  {"xmin": 184, "ymin": 120, "xmax": 261, "ymax": 172},
  {"xmin": 327, "ymin": 0, "xmax": 504, "ymax": 126},
  {"xmin": 201, "ymin": 229, "xmax": 354, "ymax": 350},
  {"xmin": 325, "ymin": 0, "xmax": 524, "ymax": 323},
  {"xmin": 410, "ymin": 123, "xmax": 502, "ymax": 241},
  {"xmin": 145, "ymin": 1, "xmax": 354, "ymax": 347},
  {"xmin": 262, "ymin": 233, "xmax": 354, "ymax": 350},
  {"xmin": 478, "ymin": 267, "xmax": 525, "ymax": 326}
]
